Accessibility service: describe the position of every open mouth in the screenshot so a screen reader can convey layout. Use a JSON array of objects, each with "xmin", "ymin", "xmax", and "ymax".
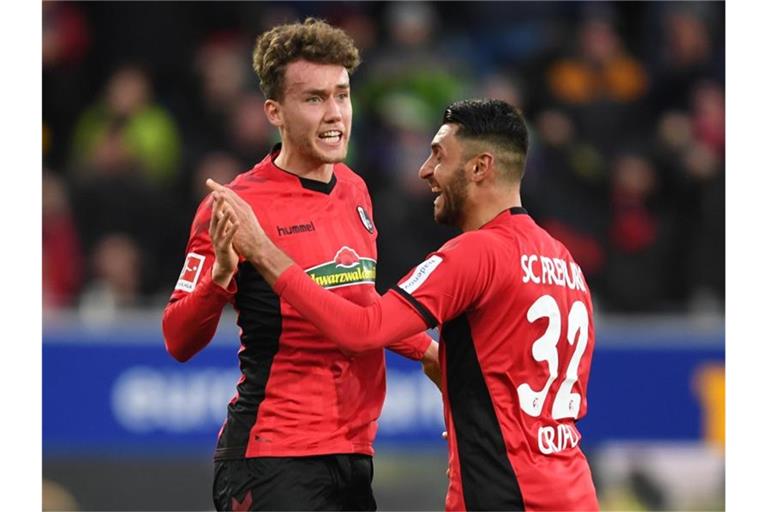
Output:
[
  {"xmin": 318, "ymin": 130, "xmax": 343, "ymax": 145},
  {"xmin": 431, "ymin": 186, "xmax": 443, "ymax": 206}
]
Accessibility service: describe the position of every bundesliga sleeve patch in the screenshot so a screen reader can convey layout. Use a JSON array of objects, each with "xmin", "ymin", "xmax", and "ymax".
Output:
[
  {"xmin": 175, "ymin": 252, "xmax": 206, "ymax": 292},
  {"xmin": 399, "ymin": 255, "xmax": 443, "ymax": 294}
]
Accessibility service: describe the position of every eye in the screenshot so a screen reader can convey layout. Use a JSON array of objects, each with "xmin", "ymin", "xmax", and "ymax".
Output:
[
  {"xmin": 306, "ymin": 96, "xmax": 322, "ymax": 104},
  {"xmin": 337, "ymin": 92, "xmax": 349, "ymax": 100}
]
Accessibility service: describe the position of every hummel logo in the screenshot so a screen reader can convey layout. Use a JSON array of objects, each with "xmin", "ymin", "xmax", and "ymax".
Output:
[{"xmin": 277, "ymin": 222, "xmax": 316, "ymax": 236}]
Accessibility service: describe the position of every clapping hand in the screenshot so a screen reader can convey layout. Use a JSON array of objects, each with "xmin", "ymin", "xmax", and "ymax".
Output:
[
  {"xmin": 206, "ymin": 179, "xmax": 268, "ymax": 263},
  {"xmin": 209, "ymin": 190, "xmax": 240, "ymax": 288}
]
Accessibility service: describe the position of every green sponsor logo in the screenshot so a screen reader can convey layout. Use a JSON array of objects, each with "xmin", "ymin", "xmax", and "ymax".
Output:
[{"xmin": 306, "ymin": 246, "xmax": 376, "ymax": 289}]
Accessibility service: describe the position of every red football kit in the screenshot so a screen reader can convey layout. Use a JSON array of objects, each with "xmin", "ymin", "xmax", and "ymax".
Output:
[
  {"xmin": 162, "ymin": 146, "xmax": 431, "ymax": 460},
  {"xmin": 273, "ymin": 208, "xmax": 599, "ymax": 511}
]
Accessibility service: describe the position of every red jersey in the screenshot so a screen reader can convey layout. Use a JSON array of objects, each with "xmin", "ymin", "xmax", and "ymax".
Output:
[
  {"xmin": 273, "ymin": 208, "xmax": 598, "ymax": 511},
  {"xmin": 162, "ymin": 146, "xmax": 430, "ymax": 460}
]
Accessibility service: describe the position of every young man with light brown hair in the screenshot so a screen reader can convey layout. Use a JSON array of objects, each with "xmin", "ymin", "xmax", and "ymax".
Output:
[{"xmin": 163, "ymin": 18, "xmax": 437, "ymax": 511}]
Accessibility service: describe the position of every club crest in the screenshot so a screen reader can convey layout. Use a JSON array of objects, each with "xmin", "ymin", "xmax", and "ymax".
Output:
[{"xmin": 357, "ymin": 205, "xmax": 374, "ymax": 234}]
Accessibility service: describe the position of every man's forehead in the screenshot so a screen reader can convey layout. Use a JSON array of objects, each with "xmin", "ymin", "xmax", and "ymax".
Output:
[
  {"xmin": 285, "ymin": 60, "xmax": 350, "ymax": 91},
  {"xmin": 431, "ymin": 124, "xmax": 459, "ymax": 147}
]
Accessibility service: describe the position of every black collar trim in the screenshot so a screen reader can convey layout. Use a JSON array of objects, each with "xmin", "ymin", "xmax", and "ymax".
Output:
[
  {"xmin": 298, "ymin": 174, "xmax": 337, "ymax": 195},
  {"xmin": 270, "ymin": 143, "xmax": 337, "ymax": 195},
  {"xmin": 509, "ymin": 206, "xmax": 528, "ymax": 215}
]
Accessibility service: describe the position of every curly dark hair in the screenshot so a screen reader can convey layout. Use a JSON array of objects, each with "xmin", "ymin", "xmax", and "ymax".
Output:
[{"xmin": 252, "ymin": 18, "xmax": 361, "ymax": 101}]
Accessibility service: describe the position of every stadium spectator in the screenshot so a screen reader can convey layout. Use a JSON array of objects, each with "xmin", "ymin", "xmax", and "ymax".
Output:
[
  {"xmin": 210, "ymin": 98, "xmax": 600, "ymax": 510},
  {"xmin": 523, "ymin": 108, "xmax": 608, "ymax": 282},
  {"xmin": 162, "ymin": 19, "xmax": 438, "ymax": 511},
  {"xmin": 227, "ymin": 92, "xmax": 274, "ymax": 164},
  {"xmin": 648, "ymin": 4, "xmax": 724, "ymax": 114},
  {"xmin": 690, "ymin": 80, "xmax": 725, "ymax": 158},
  {"xmin": 191, "ymin": 152, "xmax": 243, "ymax": 204},
  {"xmin": 683, "ymin": 81, "xmax": 725, "ymax": 312},
  {"xmin": 42, "ymin": 1, "xmax": 90, "ymax": 169},
  {"xmin": 546, "ymin": 9, "xmax": 651, "ymax": 152},
  {"xmin": 68, "ymin": 128, "xmax": 179, "ymax": 299},
  {"xmin": 79, "ymin": 233, "xmax": 143, "ymax": 322},
  {"xmin": 602, "ymin": 151, "xmax": 682, "ymax": 311},
  {"xmin": 42, "ymin": 170, "xmax": 83, "ymax": 310},
  {"xmin": 69, "ymin": 64, "xmax": 182, "ymax": 187},
  {"xmin": 182, "ymin": 151, "xmax": 244, "ymax": 223},
  {"xmin": 182, "ymin": 32, "xmax": 252, "ymax": 160}
]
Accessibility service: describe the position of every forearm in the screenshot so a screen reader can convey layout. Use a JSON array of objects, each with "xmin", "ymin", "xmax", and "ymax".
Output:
[
  {"xmin": 386, "ymin": 332, "xmax": 433, "ymax": 361},
  {"xmin": 247, "ymin": 237, "xmax": 294, "ymax": 287},
  {"xmin": 162, "ymin": 274, "xmax": 233, "ymax": 362},
  {"xmin": 272, "ymin": 264, "xmax": 427, "ymax": 352}
]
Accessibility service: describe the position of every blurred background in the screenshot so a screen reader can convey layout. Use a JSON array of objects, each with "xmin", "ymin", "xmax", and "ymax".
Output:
[{"xmin": 42, "ymin": 1, "xmax": 724, "ymax": 510}]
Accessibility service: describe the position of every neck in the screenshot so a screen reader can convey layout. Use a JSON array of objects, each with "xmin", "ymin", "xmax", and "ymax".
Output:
[
  {"xmin": 459, "ymin": 189, "xmax": 522, "ymax": 231},
  {"xmin": 274, "ymin": 143, "xmax": 334, "ymax": 183}
]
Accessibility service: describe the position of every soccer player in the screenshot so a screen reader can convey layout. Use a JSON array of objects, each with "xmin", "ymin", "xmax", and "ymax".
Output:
[
  {"xmin": 162, "ymin": 19, "xmax": 438, "ymax": 511},
  {"xmin": 209, "ymin": 98, "xmax": 600, "ymax": 510}
]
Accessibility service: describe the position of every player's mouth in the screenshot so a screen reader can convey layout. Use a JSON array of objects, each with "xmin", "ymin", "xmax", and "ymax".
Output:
[
  {"xmin": 431, "ymin": 186, "xmax": 443, "ymax": 207},
  {"xmin": 318, "ymin": 130, "xmax": 343, "ymax": 146}
]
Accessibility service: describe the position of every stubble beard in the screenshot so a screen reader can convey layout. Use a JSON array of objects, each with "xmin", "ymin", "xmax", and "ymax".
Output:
[
  {"xmin": 291, "ymin": 129, "xmax": 348, "ymax": 166},
  {"xmin": 435, "ymin": 166, "xmax": 468, "ymax": 227}
]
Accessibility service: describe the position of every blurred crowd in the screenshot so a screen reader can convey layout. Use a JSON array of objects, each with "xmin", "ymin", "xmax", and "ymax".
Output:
[{"xmin": 42, "ymin": 1, "xmax": 725, "ymax": 317}]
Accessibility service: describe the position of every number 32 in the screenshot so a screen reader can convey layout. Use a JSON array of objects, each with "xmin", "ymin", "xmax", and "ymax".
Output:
[{"xmin": 516, "ymin": 295, "xmax": 589, "ymax": 420}]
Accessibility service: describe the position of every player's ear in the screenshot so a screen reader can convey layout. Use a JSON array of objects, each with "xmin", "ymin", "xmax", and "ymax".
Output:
[
  {"xmin": 264, "ymin": 100, "xmax": 283, "ymax": 127},
  {"xmin": 470, "ymin": 153, "xmax": 494, "ymax": 182}
]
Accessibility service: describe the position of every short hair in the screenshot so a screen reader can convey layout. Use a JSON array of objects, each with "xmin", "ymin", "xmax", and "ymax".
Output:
[
  {"xmin": 252, "ymin": 18, "xmax": 361, "ymax": 101},
  {"xmin": 442, "ymin": 99, "xmax": 529, "ymax": 180}
]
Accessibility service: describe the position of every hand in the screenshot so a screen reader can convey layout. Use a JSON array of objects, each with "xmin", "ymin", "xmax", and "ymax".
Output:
[
  {"xmin": 209, "ymin": 193, "xmax": 239, "ymax": 288},
  {"xmin": 421, "ymin": 340, "xmax": 441, "ymax": 390},
  {"xmin": 442, "ymin": 431, "xmax": 449, "ymax": 476},
  {"xmin": 206, "ymin": 178, "xmax": 294, "ymax": 286},
  {"xmin": 206, "ymin": 179, "xmax": 267, "ymax": 263}
]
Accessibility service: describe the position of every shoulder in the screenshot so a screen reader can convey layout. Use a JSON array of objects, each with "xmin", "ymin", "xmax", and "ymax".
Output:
[
  {"xmin": 191, "ymin": 164, "xmax": 263, "ymax": 220},
  {"xmin": 439, "ymin": 229, "xmax": 500, "ymax": 256},
  {"xmin": 225, "ymin": 162, "xmax": 284, "ymax": 206},
  {"xmin": 229, "ymin": 162, "xmax": 269, "ymax": 191},
  {"xmin": 334, "ymin": 163, "xmax": 370, "ymax": 196},
  {"xmin": 436, "ymin": 229, "xmax": 513, "ymax": 276},
  {"xmin": 527, "ymin": 218, "xmax": 576, "ymax": 261}
]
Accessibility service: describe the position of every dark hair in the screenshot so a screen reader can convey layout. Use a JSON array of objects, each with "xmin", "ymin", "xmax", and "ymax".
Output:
[
  {"xmin": 253, "ymin": 18, "xmax": 361, "ymax": 101},
  {"xmin": 442, "ymin": 98, "xmax": 529, "ymax": 179}
]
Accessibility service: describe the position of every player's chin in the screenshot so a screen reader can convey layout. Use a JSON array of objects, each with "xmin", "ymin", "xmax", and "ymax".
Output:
[{"xmin": 315, "ymin": 142, "xmax": 348, "ymax": 163}]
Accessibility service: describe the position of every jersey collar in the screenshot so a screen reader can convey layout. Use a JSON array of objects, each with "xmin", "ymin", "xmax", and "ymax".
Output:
[{"xmin": 269, "ymin": 143, "xmax": 337, "ymax": 195}]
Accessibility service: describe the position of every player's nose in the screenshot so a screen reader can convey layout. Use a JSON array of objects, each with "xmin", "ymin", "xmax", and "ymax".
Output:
[
  {"xmin": 324, "ymin": 97, "xmax": 342, "ymax": 122},
  {"xmin": 418, "ymin": 158, "xmax": 434, "ymax": 180}
]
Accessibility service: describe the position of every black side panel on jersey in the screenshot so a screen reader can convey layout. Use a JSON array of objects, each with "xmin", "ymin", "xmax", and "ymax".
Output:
[
  {"xmin": 215, "ymin": 262, "xmax": 282, "ymax": 460},
  {"xmin": 444, "ymin": 314, "xmax": 524, "ymax": 510}
]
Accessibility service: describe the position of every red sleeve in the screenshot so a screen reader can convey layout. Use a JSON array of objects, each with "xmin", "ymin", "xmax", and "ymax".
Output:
[
  {"xmin": 161, "ymin": 196, "xmax": 237, "ymax": 362},
  {"xmin": 392, "ymin": 231, "xmax": 494, "ymax": 326},
  {"xmin": 273, "ymin": 265, "xmax": 427, "ymax": 352},
  {"xmin": 359, "ymin": 180, "xmax": 430, "ymax": 359},
  {"xmin": 384, "ymin": 331, "xmax": 432, "ymax": 361}
]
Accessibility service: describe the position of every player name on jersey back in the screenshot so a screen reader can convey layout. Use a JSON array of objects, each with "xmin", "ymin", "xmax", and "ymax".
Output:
[{"xmin": 520, "ymin": 254, "xmax": 587, "ymax": 292}]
